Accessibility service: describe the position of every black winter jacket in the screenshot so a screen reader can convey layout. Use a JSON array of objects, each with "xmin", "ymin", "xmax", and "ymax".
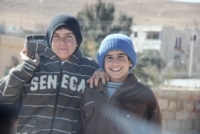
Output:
[{"xmin": 80, "ymin": 73, "xmax": 162, "ymax": 134}]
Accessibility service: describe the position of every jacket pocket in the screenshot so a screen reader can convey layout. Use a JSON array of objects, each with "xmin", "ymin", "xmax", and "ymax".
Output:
[
  {"xmin": 32, "ymin": 117, "xmax": 73, "ymax": 134},
  {"xmin": 83, "ymin": 101, "xmax": 95, "ymax": 121}
]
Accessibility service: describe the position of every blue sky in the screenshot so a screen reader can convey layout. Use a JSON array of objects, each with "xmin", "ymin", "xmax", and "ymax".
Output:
[{"xmin": 172, "ymin": 0, "xmax": 200, "ymax": 3}]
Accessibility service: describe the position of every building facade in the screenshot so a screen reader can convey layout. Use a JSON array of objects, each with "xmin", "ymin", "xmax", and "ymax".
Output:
[{"xmin": 130, "ymin": 25, "xmax": 200, "ymax": 78}]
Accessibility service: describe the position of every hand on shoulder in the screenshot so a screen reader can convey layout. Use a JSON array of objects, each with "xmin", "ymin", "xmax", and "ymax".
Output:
[{"xmin": 87, "ymin": 69, "xmax": 110, "ymax": 88}]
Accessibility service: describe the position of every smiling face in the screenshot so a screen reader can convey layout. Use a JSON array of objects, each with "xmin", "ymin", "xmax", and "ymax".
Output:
[
  {"xmin": 51, "ymin": 28, "xmax": 78, "ymax": 61},
  {"xmin": 104, "ymin": 50, "xmax": 133, "ymax": 82}
]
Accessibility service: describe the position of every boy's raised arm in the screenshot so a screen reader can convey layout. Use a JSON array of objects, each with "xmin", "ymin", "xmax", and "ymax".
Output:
[{"xmin": 0, "ymin": 49, "xmax": 40, "ymax": 103}]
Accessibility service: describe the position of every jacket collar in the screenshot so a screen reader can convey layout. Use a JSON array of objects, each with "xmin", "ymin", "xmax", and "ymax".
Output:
[
  {"xmin": 68, "ymin": 48, "xmax": 82, "ymax": 62},
  {"xmin": 90, "ymin": 73, "xmax": 138, "ymax": 93}
]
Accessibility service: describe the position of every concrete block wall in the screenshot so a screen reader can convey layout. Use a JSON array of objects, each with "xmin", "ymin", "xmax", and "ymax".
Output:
[{"xmin": 153, "ymin": 88, "xmax": 200, "ymax": 134}]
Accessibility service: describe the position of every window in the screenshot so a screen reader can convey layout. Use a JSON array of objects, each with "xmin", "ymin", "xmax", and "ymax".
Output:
[
  {"xmin": 175, "ymin": 37, "xmax": 182, "ymax": 50},
  {"xmin": 147, "ymin": 31, "xmax": 159, "ymax": 40},
  {"xmin": 134, "ymin": 32, "xmax": 138, "ymax": 37}
]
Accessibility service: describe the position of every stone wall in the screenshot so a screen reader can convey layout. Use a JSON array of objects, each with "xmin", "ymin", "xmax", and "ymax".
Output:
[{"xmin": 153, "ymin": 88, "xmax": 200, "ymax": 134}]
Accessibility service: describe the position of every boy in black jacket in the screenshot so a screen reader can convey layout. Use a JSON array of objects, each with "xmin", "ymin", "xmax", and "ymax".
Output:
[{"xmin": 81, "ymin": 33, "xmax": 162, "ymax": 134}]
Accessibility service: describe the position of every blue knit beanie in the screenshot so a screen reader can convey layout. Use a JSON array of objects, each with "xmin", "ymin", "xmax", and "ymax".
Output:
[{"xmin": 97, "ymin": 33, "xmax": 137, "ymax": 71}]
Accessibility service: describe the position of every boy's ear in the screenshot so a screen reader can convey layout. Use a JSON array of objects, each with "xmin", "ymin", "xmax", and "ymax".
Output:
[{"xmin": 129, "ymin": 60, "xmax": 133, "ymax": 67}]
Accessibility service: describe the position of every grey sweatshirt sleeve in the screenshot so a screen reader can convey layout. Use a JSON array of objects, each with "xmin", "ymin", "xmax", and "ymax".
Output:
[{"xmin": 0, "ymin": 61, "xmax": 36, "ymax": 103}]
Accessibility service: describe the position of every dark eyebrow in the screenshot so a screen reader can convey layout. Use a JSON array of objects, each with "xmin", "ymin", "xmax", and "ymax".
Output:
[
  {"xmin": 53, "ymin": 31, "xmax": 73, "ymax": 36},
  {"xmin": 63, "ymin": 33, "xmax": 74, "ymax": 36},
  {"xmin": 52, "ymin": 33, "xmax": 59, "ymax": 36}
]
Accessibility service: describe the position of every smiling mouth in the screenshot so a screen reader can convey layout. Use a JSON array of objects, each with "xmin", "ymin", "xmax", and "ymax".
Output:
[{"xmin": 111, "ymin": 68, "xmax": 122, "ymax": 72}]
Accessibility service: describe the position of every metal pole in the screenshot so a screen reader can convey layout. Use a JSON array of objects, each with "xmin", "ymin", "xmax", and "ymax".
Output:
[{"xmin": 188, "ymin": 36, "xmax": 194, "ymax": 78}]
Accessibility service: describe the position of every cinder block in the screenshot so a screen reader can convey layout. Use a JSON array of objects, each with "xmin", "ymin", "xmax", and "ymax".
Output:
[
  {"xmin": 167, "ymin": 120, "xmax": 180, "ymax": 131},
  {"xmin": 177, "ymin": 91, "xmax": 191, "ymax": 100},
  {"xmin": 189, "ymin": 112, "xmax": 200, "ymax": 120},
  {"xmin": 177, "ymin": 101, "xmax": 183, "ymax": 110},
  {"xmin": 183, "ymin": 101, "xmax": 194, "ymax": 111},
  {"xmin": 163, "ymin": 91, "xmax": 177, "ymax": 100},
  {"xmin": 158, "ymin": 99, "xmax": 168, "ymax": 110},
  {"xmin": 180, "ymin": 120, "xmax": 193, "ymax": 130},
  {"xmin": 194, "ymin": 120, "xmax": 200, "ymax": 130},
  {"xmin": 153, "ymin": 89, "xmax": 164, "ymax": 98},
  {"xmin": 169, "ymin": 101, "xmax": 177, "ymax": 110},
  {"xmin": 189, "ymin": 92, "xmax": 200, "ymax": 100},
  {"xmin": 195, "ymin": 101, "xmax": 200, "ymax": 110},
  {"xmin": 162, "ymin": 111, "xmax": 175, "ymax": 120},
  {"xmin": 175, "ymin": 110, "xmax": 190, "ymax": 120}
]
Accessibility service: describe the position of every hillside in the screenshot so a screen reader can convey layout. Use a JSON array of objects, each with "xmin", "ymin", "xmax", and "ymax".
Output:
[{"xmin": 0, "ymin": 0, "xmax": 200, "ymax": 29}]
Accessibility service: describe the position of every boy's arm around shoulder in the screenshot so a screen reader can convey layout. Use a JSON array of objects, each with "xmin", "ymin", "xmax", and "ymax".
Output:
[
  {"xmin": 83, "ymin": 57, "xmax": 110, "ymax": 88},
  {"xmin": 0, "ymin": 39, "xmax": 40, "ymax": 103},
  {"xmin": 0, "ymin": 60, "xmax": 37, "ymax": 103}
]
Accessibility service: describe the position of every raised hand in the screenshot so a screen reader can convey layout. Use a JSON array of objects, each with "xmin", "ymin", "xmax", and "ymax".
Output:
[{"xmin": 20, "ymin": 49, "xmax": 40, "ymax": 67}]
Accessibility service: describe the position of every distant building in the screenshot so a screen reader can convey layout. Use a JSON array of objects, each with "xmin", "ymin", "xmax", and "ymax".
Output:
[{"xmin": 130, "ymin": 25, "xmax": 200, "ymax": 75}]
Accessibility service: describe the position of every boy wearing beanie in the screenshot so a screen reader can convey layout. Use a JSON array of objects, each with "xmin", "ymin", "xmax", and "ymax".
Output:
[
  {"xmin": 0, "ymin": 13, "xmax": 108, "ymax": 134},
  {"xmin": 80, "ymin": 34, "xmax": 162, "ymax": 134}
]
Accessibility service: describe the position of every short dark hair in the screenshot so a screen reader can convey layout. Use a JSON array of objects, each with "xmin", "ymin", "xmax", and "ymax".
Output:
[{"xmin": 55, "ymin": 25, "xmax": 71, "ymax": 31}]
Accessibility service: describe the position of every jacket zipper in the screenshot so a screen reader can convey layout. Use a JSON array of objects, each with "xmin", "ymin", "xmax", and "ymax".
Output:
[
  {"xmin": 102, "ymin": 91, "xmax": 110, "ymax": 134},
  {"xmin": 50, "ymin": 62, "xmax": 63, "ymax": 134},
  {"xmin": 101, "ymin": 77, "xmax": 138, "ymax": 134},
  {"xmin": 101, "ymin": 88, "xmax": 123, "ymax": 134}
]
